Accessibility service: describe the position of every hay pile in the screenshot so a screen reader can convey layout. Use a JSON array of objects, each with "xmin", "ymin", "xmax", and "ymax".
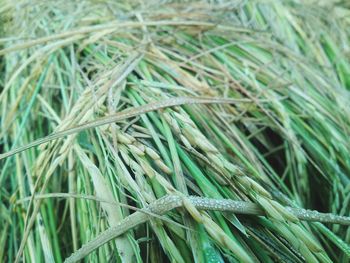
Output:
[{"xmin": 0, "ymin": 0, "xmax": 350, "ymax": 262}]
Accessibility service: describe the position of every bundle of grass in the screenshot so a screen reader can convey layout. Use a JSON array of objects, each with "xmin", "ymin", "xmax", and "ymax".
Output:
[{"xmin": 1, "ymin": 0, "xmax": 350, "ymax": 262}]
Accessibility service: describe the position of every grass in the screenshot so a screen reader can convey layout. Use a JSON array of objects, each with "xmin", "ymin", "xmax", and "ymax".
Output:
[{"xmin": 0, "ymin": 0, "xmax": 350, "ymax": 262}]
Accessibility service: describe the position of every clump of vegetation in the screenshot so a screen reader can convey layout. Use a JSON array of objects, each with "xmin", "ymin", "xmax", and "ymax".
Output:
[{"xmin": 0, "ymin": 0, "xmax": 349, "ymax": 262}]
